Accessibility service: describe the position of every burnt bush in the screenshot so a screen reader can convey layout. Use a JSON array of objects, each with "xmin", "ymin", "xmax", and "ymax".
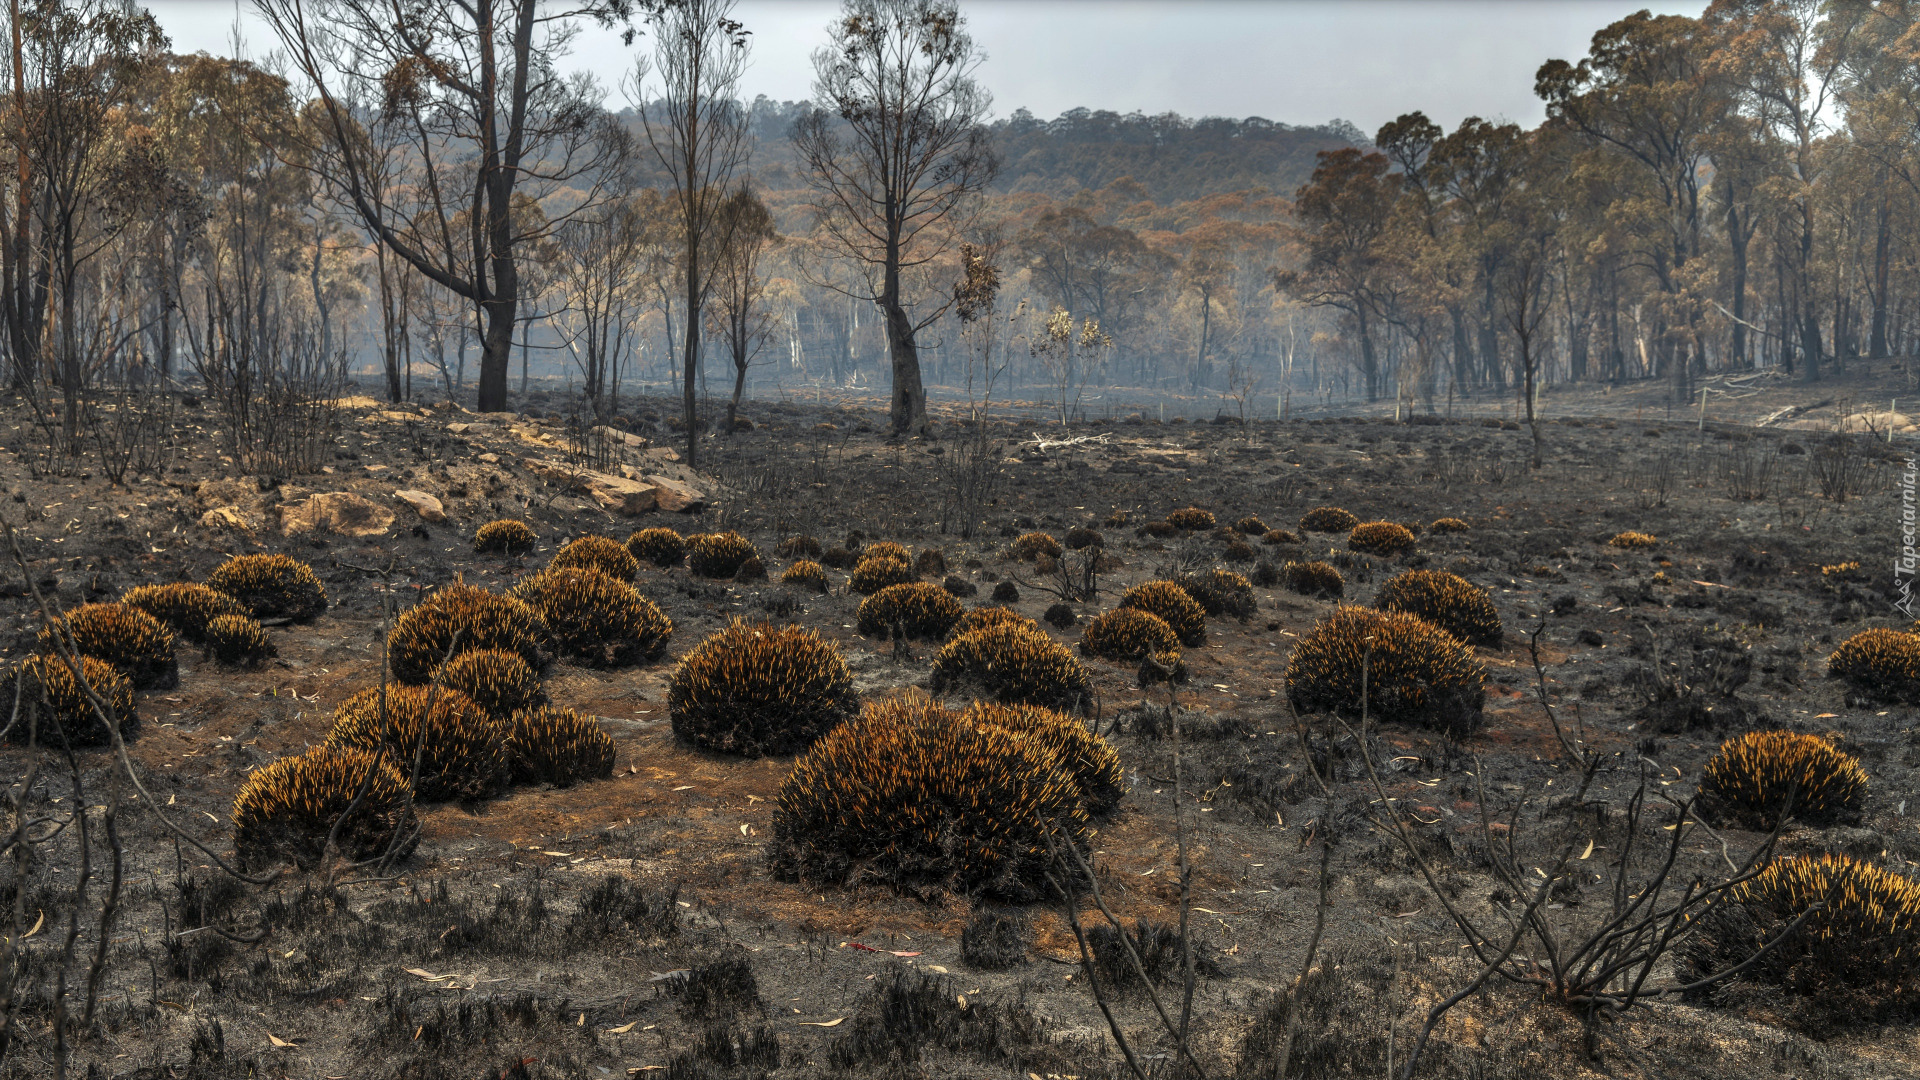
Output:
[
  {"xmin": 1234, "ymin": 946, "xmax": 1513, "ymax": 1079},
  {"xmin": 1626, "ymin": 627, "xmax": 1755, "ymax": 733},
  {"xmin": 673, "ymin": 954, "xmax": 763, "ymax": 1021},
  {"xmin": 566, "ymin": 876, "xmax": 679, "ymax": 942},
  {"xmin": 823, "ymin": 970, "xmax": 1046, "ymax": 1072},
  {"xmin": 1084, "ymin": 919, "xmax": 1219, "ymax": 991},
  {"xmin": 961, "ymin": 907, "xmax": 1030, "ymax": 971}
]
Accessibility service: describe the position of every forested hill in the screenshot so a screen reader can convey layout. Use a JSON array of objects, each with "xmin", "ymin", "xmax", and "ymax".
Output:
[
  {"xmin": 743, "ymin": 98, "xmax": 1367, "ymax": 204},
  {"xmin": 989, "ymin": 108, "xmax": 1367, "ymax": 202}
]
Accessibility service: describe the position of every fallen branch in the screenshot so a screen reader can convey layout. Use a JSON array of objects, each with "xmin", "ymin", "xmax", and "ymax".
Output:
[{"xmin": 1027, "ymin": 433, "xmax": 1110, "ymax": 452}]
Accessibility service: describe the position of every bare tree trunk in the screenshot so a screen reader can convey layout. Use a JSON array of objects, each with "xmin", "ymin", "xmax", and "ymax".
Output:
[
  {"xmin": 60, "ymin": 231, "xmax": 78, "ymax": 446},
  {"xmin": 1448, "ymin": 305, "xmax": 1471, "ymax": 393},
  {"xmin": 3, "ymin": 0, "xmax": 32, "ymax": 389},
  {"xmin": 683, "ymin": 243, "xmax": 700, "ymax": 462},
  {"xmin": 1193, "ymin": 286, "xmax": 1211, "ymax": 391},
  {"xmin": 1357, "ymin": 308, "xmax": 1379, "ymax": 403},
  {"xmin": 1871, "ymin": 182, "xmax": 1891, "ymax": 358},
  {"xmin": 1798, "ymin": 206, "xmax": 1822, "ymax": 382},
  {"xmin": 1521, "ymin": 330, "xmax": 1541, "ymax": 469},
  {"xmin": 727, "ymin": 351, "xmax": 746, "ymax": 432},
  {"xmin": 376, "ymin": 247, "xmax": 403, "ymax": 401},
  {"xmin": 310, "ymin": 221, "xmax": 332, "ymax": 362}
]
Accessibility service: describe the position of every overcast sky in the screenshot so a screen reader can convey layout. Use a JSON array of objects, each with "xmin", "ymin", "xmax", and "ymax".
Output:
[{"xmin": 149, "ymin": 0, "xmax": 1705, "ymax": 137}]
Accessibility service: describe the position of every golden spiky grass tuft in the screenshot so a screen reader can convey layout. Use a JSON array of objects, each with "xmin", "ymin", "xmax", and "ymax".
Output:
[
  {"xmin": 437, "ymin": 648, "xmax": 544, "ymax": 718},
  {"xmin": 1232, "ymin": 515, "xmax": 1268, "ymax": 535},
  {"xmin": 1116, "ymin": 580, "xmax": 1208, "ymax": 647},
  {"xmin": 1828, "ymin": 628, "xmax": 1920, "ymax": 704},
  {"xmin": 1608, "ymin": 531, "xmax": 1657, "ymax": 549},
  {"xmin": 767, "ymin": 691, "xmax": 1091, "ymax": 901},
  {"xmin": 1283, "ymin": 560, "xmax": 1344, "ymax": 599},
  {"xmin": 1286, "ymin": 606, "xmax": 1485, "ymax": 735},
  {"xmin": 1428, "ymin": 517, "xmax": 1470, "ymax": 535},
  {"xmin": 1165, "ymin": 507, "xmax": 1216, "ymax": 531},
  {"xmin": 849, "ymin": 553, "xmax": 916, "ymax": 594},
  {"xmin": 863, "ymin": 541, "xmax": 911, "ymax": 563},
  {"xmin": 1010, "ymin": 532, "xmax": 1063, "ymax": 560},
  {"xmin": 1081, "ymin": 608, "xmax": 1180, "ymax": 662},
  {"xmin": 1699, "ymin": 730, "xmax": 1867, "ymax": 827},
  {"xmin": 1374, "ymin": 569, "xmax": 1502, "ymax": 647},
  {"xmin": 1348, "ymin": 521, "xmax": 1416, "ymax": 557},
  {"xmin": 1140, "ymin": 649, "xmax": 1189, "ymax": 686},
  {"xmin": 230, "ymin": 747, "xmax": 415, "ymax": 870},
  {"xmin": 1262, "ymin": 528, "xmax": 1301, "ymax": 545},
  {"xmin": 1299, "ymin": 506, "xmax": 1359, "ymax": 533},
  {"xmin": 780, "ymin": 560, "xmax": 830, "ymax": 592},
  {"xmin": 686, "ymin": 531, "xmax": 760, "ymax": 578},
  {"xmin": 38, "ymin": 603, "xmax": 177, "ymax": 689},
  {"xmin": 120, "ymin": 583, "xmax": 247, "ymax": 642},
  {"xmin": 386, "ymin": 582, "xmax": 549, "ymax": 684},
  {"xmin": 203, "ymin": 614, "xmax": 274, "ymax": 667},
  {"xmin": 931, "ymin": 623, "xmax": 1091, "ymax": 711},
  {"xmin": 0, "ymin": 655, "xmax": 135, "ymax": 747},
  {"xmin": 961, "ymin": 700, "xmax": 1125, "ymax": 815},
  {"xmin": 473, "ymin": 519, "xmax": 537, "ymax": 555},
  {"xmin": 206, "ymin": 554, "xmax": 327, "ymax": 621},
  {"xmin": 951, "ymin": 606, "xmax": 1038, "ymax": 639},
  {"xmin": 508, "ymin": 567, "xmax": 672, "ymax": 667},
  {"xmin": 625, "ymin": 526, "xmax": 687, "ymax": 567},
  {"xmin": 507, "ymin": 705, "xmax": 616, "ymax": 787},
  {"xmin": 1176, "ymin": 569, "xmax": 1255, "ymax": 619},
  {"xmin": 1685, "ymin": 854, "xmax": 1920, "ymax": 1022},
  {"xmin": 551, "ymin": 535, "xmax": 640, "ymax": 580},
  {"xmin": 855, "ymin": 582, "xmax": 964, "ymax": 641},
  {"xmin": 325, "ymin": 685, "xmax": 508, "ymax": 802},
  {"xmin": 668, "ymin": 620, "xmax": 857, "ymax": 756}
]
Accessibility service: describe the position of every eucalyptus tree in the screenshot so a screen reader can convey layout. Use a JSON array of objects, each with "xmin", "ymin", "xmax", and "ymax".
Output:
[
  {"xmin": 553, "ymin": 192, "xmax": 649, "ymax": 422},
  {"xmin": 1705, "ymin": 0, "xmax": 1867, "ymax": 380},
  {"xmin": 629, "ymin": 0, "xmax": 751, "ymax": 463},
  {"xmin": 1538, "ymin": 10, "xmax": 1727, "ymax": 396},
  {"xmin": 706, "ymin": 185, "xmax": 777, "ymax": 433},
  {"xmin": 253, "ymin": 0, "xmax": 630, "ymax": 412},
  {"xmin": 1275, "ymin": 148, "xmax": 1400, "ymax": 402},
  {"xmin": 12, "ymin": 0, "xmax": 165, "ymax": 441},
  {"xmin": 791, "ymin": 0, "xmax": 999, "ymax": 436}
]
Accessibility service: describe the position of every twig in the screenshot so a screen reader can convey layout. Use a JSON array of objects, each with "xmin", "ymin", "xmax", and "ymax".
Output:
[
  {"xmin": 1171, "ymin": 695, "xmax": 1199, "ymax": 1067},
  {"xmin": 1286, "ymin": 694, "xmax": 1332, "ymax": 799},
  {"xmin": 1050, "ymin": 833, "xmax": 1211, "ymax": 1080},
  {"xmin": 1274, "ymin": 839, "xmax": 1332, "ymax": 1078},
  {"xmin": 1046, "ymin": 860, "xmax": 1148, "ymax": 1080},
  {"xmin": 1402, "ymin": 875, "xmax": 1550, "ymax": 1080}
]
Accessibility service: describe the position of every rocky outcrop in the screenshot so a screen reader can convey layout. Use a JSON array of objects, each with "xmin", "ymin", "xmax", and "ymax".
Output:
[
  {"xmin": 524, "ymin": 459, "xmax": 706, "ymax": 515},
  {"xmin": 394, "ymin": 489, "xmax": 448, "ymax": 523},
  {"xmin": 277, "ymin": 492, "xmax": 395, "ymax": 537}
]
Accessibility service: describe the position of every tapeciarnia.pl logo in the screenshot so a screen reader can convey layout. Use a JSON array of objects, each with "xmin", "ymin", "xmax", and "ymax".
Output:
[{"xmin": 1899, "ymin": 455, "xmax": 1918, "ymax": 619}]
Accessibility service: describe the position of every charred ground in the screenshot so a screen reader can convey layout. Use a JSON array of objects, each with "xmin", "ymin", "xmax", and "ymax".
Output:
[{"xmin": 3, "ymin": 371, "xmax": 1920, "ymax": 1080}]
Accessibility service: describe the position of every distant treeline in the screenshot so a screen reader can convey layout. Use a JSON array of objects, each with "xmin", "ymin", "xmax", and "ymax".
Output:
[{"xmin": 625, "ymin": 98, "xmax": 1367, "ymax": 206}]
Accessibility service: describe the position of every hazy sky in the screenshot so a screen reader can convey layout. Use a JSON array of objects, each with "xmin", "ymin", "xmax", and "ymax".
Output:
[{"xmin": 149, "ymin": 0, "xmax": 1705, "ymax": 136}]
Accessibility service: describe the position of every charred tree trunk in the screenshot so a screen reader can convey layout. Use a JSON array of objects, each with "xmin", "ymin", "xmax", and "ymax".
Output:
[
  {"xmin": 1728, "ymin": 200, "xmax": 1750, "ymax": 370},
  {"xmin": 1871, "ymin": 181, "xmax": 1891, "ymax": 358}
]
